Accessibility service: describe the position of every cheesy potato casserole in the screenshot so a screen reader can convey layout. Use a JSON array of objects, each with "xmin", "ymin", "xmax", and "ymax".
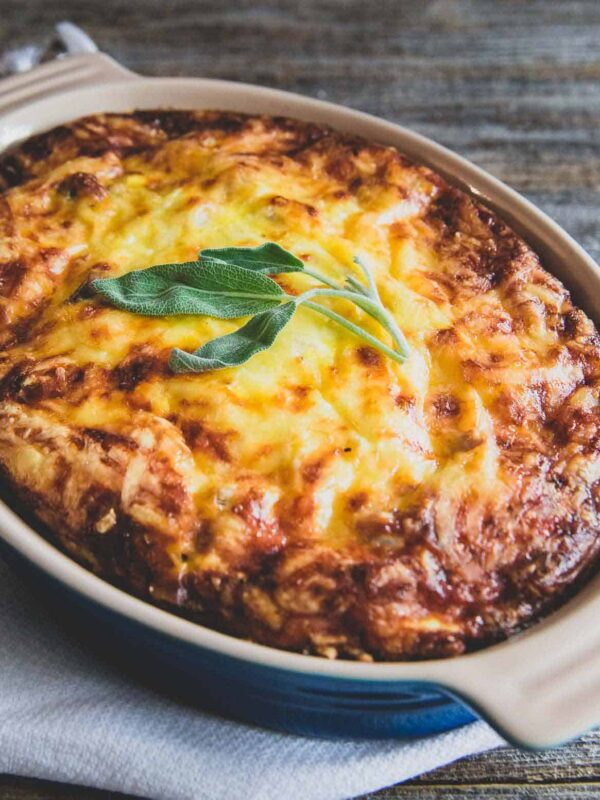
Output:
[{"xmin": 0, "ymin": 110, "xmax": 599, "ymax": 660}]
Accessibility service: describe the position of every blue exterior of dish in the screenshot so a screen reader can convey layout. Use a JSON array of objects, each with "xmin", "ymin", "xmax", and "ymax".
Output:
[{"xmin": 1, "ymin": 540, "xmax": 478, "ymax": 739}]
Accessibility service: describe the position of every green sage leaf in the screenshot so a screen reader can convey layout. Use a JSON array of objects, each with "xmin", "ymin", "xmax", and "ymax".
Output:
[
  {"xmin": 92, "ymin": 259, "xmax": 285, "ymax": 319},
  {"xmin": 169, "ymin": 301, "xmax": 296, "ymax": 373},
  {"xmin": 199, "ymin": 242, "xmax": 304, "ymax": 275}
]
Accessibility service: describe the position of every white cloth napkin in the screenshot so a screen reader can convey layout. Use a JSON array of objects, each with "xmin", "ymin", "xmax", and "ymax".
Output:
[{"xmin": 0, "ymin": 556, "xmax": 503, "ymax": 800}]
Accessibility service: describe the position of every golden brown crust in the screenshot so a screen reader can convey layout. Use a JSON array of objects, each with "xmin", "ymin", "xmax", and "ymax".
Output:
[{"xmin": 1, "ymin": 111, "xmax": 599, "ymax": 660}]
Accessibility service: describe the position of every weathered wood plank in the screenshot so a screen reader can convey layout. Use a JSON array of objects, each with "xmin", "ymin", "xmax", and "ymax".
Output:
[
  {"xmin": 412, "ymin": 731, "xmax": 600, "ymax": 785},
  {"xmin": 0, "ymin": 776, "xmax": 127, "ymax": 800},
  {"xmin": 371, "ymin": 786, "xmax": 600, "ymax": 799},
  {"xmin": 1, "ymin": 1, "xmax": 600, "ymax": 798},
  {"xmin": 366, "ymin": 730, "xmax": 600, "ymax": 796}
]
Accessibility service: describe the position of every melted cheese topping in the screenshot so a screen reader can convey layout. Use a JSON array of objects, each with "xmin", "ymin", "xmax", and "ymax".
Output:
[{"xmin": 1, "ymin": 112, "xmax": 599, "ymax": 660}]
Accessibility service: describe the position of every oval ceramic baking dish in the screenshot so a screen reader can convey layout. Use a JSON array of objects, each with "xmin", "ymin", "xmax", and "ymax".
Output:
[{"xmin": 1, "ymin": 51, "xmax": 600, "ymax": 748}]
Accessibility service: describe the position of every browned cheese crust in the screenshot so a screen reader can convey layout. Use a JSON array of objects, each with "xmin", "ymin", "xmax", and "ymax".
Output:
[{"xmin": 0, "ymin": 111, "xmax": 599, "ymax": 661}]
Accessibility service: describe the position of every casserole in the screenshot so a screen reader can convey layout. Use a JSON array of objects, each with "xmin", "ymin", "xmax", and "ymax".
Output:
[{"xmin": 1, "ymin": 51, "xmax": 600, "ymax": 746}]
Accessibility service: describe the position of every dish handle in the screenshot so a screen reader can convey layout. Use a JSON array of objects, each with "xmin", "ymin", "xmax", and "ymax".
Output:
[
  {"xmin": 0, "ymin": 52, "xmax": 138, "ymax": 118},
  {"xmin": 436, "ymin": 572, "xmax": 600, "ymax": 748}
]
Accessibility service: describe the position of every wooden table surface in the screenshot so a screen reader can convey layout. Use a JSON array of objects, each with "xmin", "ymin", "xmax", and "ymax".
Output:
[{"xmin": 1, "ymin": 0, "xmax": 600, "ymax": 797}]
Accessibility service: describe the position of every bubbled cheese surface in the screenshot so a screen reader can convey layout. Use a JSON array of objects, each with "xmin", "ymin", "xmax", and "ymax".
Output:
[{"xmin": 0, "ymin": 111, "xmax": 599, "ymax": 660}]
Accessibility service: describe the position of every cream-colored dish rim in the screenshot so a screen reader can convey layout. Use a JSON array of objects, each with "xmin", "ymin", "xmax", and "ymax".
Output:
[{"xmin": 1, "ymin": 52, "xmax": 599, "ymax": 749}]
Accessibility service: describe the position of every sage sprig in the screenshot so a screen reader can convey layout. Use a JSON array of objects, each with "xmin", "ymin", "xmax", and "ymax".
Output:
[{"xmin": 91, "ymin": 242, "xmax": 410, "ymax": 373}]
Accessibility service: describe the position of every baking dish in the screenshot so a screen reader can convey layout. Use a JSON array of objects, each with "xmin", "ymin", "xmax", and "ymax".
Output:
[{"xmin": 1, "ymin": 51, "xmax": 600, "ymax": 748}]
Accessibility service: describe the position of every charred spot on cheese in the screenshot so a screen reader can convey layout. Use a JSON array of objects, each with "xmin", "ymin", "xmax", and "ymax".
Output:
[
  {"xmin": 179, "ymin": 419, "xmax": 231, "ymax": 463},
  {"xmin": 356, "ymin": 347, "xmax": 382, "ymax": 368},
  {"xmin": 0, "ymin": 260, "xmax": 26, "ymax": 298},
  {"xmin": 347, "ymin": 492, "xmax": 368, "ymax": 511},
  {"xmin": 432, "ymin": 393, "xmax": 460, "ymax": 418},
  {"xmin": 56, "ymin": 172, "xmax": 107, "ymax": 201},
  {"xmin": 0, "ymin": 155, "xmax": 25, "ymax": 189},
  {"xmin": 22, "ymin": 125, "xmax": 72, "ymax": 162},
  {"xmin": 131, "ymin": 110, "xmax": 209, "ymax": 137},
  {"xmin": 301, "ymin": 457, "xmax": 327, "ymax": 484},
  {"xmin": 112, "ymin": 346, "xmax": 168, "ymax": 391},
  {"xmin": 0, "ymin": 359, "xmax": 85, "ymax": 404},
  {"xmin": 0, "ymin": 110, "xmax": 599, "ymax": 661}
]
